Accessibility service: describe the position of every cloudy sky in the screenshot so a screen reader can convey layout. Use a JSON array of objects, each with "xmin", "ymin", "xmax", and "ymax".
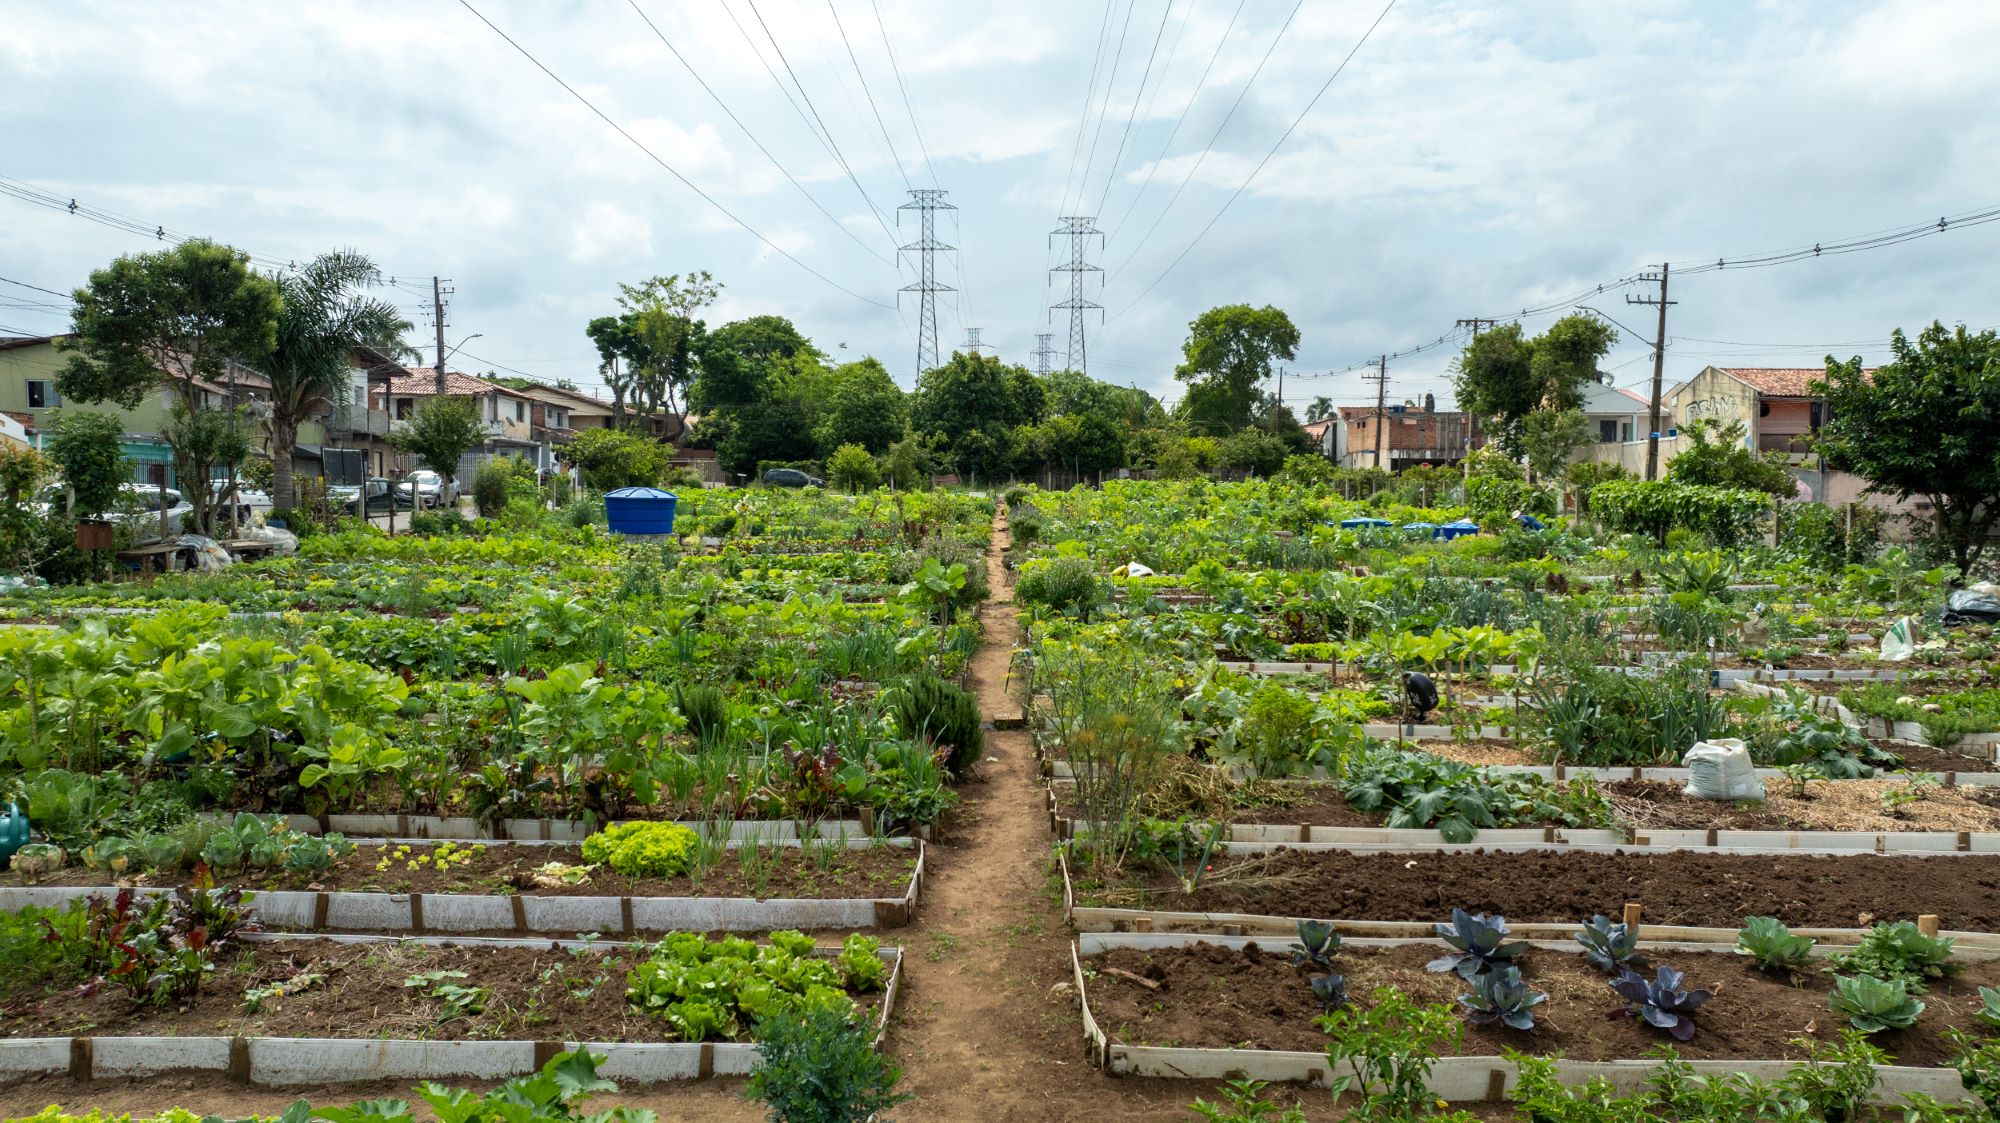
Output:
[{"xmin": 2, "ymin": 0, "xmax": 1996, "ymax": 413}]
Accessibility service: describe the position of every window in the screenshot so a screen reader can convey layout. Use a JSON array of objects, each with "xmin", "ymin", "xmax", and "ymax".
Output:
[
  {"xmin": 26, "ymin": 380, "xmax": 57, "ymax": 408},
  {"xmin": 1599, "ymin": 418, "xmax": 1619, "ymax": 443},
  {"xmin": 515, "ymin": 400, "xmax": 525, "ymax": 422}
]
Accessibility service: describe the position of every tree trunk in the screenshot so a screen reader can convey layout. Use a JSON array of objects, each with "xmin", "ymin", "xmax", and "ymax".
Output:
[{"xmin": 272, "ymin": 419, "xmax": 298, "ymax": 510}]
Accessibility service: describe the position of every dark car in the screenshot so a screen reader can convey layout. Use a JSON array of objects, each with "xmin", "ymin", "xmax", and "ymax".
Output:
[
  {"xmin": 762, "ymin": 468, "xmax": 825, "ymax": 489},
  {"xmin": 328, "ymin": 477, "xmax": 407, "ymax": 514}
]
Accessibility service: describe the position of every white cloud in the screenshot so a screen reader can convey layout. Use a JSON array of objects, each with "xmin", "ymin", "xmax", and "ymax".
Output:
[{"xmin": 569, "ymin": 203, "xmax": 654, "ymax": 264}]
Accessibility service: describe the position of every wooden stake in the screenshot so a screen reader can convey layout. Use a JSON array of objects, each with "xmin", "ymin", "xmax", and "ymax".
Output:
[
  {"xmin": 1102, "ymin": 966, "xmax": 1161, "ymax": 991},
  {"xmin": 1622, "ymin": 902, "xmax": 1643, "ymax": 932},
  {"xmin": 1918, "ymin": 914, "xmax": 1941, "ymax": 938}
]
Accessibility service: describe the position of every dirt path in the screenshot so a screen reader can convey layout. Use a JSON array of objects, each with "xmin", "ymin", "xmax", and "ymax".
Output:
[{"xmin": 0, "ymin": 507, "xmax": 1339, "ymax": 1121}]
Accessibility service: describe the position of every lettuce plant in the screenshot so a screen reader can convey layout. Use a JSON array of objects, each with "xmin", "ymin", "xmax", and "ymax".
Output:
[{"xmin": 1609, "ymin": 965, "xmax": 1712, "ymax": 1041}]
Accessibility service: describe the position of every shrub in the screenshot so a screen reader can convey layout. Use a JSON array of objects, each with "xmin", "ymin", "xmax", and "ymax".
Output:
[
  {"xmin": 826, "ymin": 444, "xmax": 881, "ymax": 493},
  {"xmin": 44, "ymin": 411, "xmax": 127, "ymax": 518},
  {"xmin": 1016, "ymin": 556, "xmax": 1104, "ymax": 618},
  {"xmin": 473, "ymin": 461, "xmax": 513, "ymax": 517},
  {"xmin": 891, "ymin": 675, "xmax": 984, "ymax": 774},
  {"xmin": 410, "ymin": 507, "xmax": 471, "ymax": 537},
  {"xmin": 1591, "ymin": 479, "xmax": 1770, "ymax": 546},
  {"xmin": 746, "ymin": 1004, "xmax": 911, "ymax": 1123},
  {"xmin": 581, "ymin": 821, "xmax": 700, "ymax": 878}
]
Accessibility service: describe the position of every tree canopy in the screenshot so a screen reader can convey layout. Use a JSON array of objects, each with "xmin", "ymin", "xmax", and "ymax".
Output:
[
  {"xmin": 1174, "ymin": 304, "xmax": 1300, "ymax": 436},
  {"xmin": 392, "ymin": 396, "xmax": 485, "ymax": 487},
  {"xmin": 1451, "ymin": 314, "xmax": 1617, "ymax": 452},
  {"xmin": 1816, "ymin": 321, "xmax": 2000, "ymax": 572}
]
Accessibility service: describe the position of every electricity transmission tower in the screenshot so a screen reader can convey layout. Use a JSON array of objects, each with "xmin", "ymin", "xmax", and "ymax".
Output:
[
  {"xmin": 961, "ymin": 327, "xmax": 984, "ymax": 356},
  {"xmin": 1031, "ymin": 332, "xmax": 1058, "ymax": 376},
  {"xmin": 897, "ymin": 189, "xmax": 955, "ymax": 376},
  {"xmin": 1048, "ymin": 216, "xmax": 1104, "ymax": 376}
]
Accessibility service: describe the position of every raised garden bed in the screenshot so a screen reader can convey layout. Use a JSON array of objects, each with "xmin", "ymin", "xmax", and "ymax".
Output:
[
  {"xmin": 0, "ymin": 838, "xmax": 923, "ymax": 933},
  {"xmin": 1068, "ymin": 931, "xmax": 1980, "ymax": 1102},
  {"xmin": 1074, "ymin": 847, "xmax": 2000, "ymax": 930},
  {"xmin": 0, "ymin": 931, "xmax": 901, "ymax": 1085}
]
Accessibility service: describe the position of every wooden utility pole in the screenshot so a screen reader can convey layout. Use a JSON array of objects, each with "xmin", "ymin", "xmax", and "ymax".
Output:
[
  {"xmin": 432, "ymin": 276, "xmax": 450, "ymax": 396},
  {"xmin": 1365, "ymin": 355, "xmax": 1390, "ymax": 470},
  {"xmin": 1628, "ymin": 264, "xmax": 1677, "ymax": 480}
]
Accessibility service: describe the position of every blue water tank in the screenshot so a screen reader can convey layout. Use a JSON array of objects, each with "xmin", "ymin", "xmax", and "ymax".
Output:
[{"xmin": 603, "ymin": 486, "xmax": 679, "ymax": 535}]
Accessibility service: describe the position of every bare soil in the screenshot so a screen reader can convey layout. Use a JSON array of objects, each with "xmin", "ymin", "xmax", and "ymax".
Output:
[
  {"xmin": 0, "ymin": 842, "xmax": 916, "ymax": 901},
  {"xmin": 1606, "ymin": 778, "xmax": 2000, "ymax": 833},
  {"xmin": 1879, "ymin": 739, "xmax": 2000, "ymax": 773},
  {"xmin": 1094, "ymin": 848, "xmax": 2000, "ymax": 930},
  {"xmin": 1085, "ymin": 941, "xmax": 1999, "ymax": 1067}
]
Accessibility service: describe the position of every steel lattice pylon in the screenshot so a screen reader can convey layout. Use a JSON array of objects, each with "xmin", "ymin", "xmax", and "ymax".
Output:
[
  {"xmin": 1030, "ymin": 332, "xmax": 1057, "ymax": 376},
  {"xmin": 897, "ymin": 189, "xmax": 956, "ymax": 376},
  {"xmin": 1048, "ymin": 216, "xmax": 1103, "ymax": 376}
]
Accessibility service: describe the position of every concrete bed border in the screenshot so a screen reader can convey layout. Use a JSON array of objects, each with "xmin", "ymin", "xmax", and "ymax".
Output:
[
  {"xmin": 0, "ymin": 931, "xmax": 901, "ymax": 1087},
  {"xmin": 0, "ymin": 838, "xmax": 923, "ymax": 934},
  {"xmin": 1068, "ymin": 930, "xmax": 1976, "ymax": 1104},
  {"xmin": 203, "ymin": 813, "xmax": 884, "ymax": 842}
]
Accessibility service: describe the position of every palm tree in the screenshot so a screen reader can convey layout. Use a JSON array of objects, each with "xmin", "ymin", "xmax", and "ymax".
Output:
[{"xmin": 262, "ymin": 252, "xmax": 410, "ymax": 508}]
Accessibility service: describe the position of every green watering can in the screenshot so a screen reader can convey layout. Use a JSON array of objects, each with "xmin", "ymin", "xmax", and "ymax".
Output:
[{"xmin": 0, "ymin": 802, "xmax": 28, "ymax": 867}]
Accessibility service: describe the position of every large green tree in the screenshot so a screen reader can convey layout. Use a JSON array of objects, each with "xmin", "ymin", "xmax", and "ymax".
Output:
[
  {"xmin": 1517, "ymin": 408, "xmax": 1593, "ymax": 482},
  {"xmin": 816, "ymin": 357, "xmax": 907, "ymax": 454},
  {"xmin": 583, "ymin": 314, "xmax": 648, "ymax": 429},
  {"xmin": 911, "ymin": 352, "xmax": 1037, "ymax": 481},
  {"xmin": 716, "ymin": 351, "xmax": 829, "ymax": 476},
  {"xmin": 618, "ymin": 272, "xmax": 720, "ymax": 420},
  {"xmin": 1173, "ymin": 304, "xmax": 1300, "ymax": 436},
  {"xmin": 1451, "ymin": 314, "xmax": 1617, "ymax": 453},
  {"xmin": 693, "ymin": 314, "xmax": 815, "ymax": 416},
  {"xmin": 58, "ymin": 239, "xmax": 281, "ymax": 533},
  {"xmin": 261, "ymin": 251, "xmax": 409, "ymax": 508},
  {"xmin": 1816, "ymin": 322, "xmax": 2000, "ymax": 572}
]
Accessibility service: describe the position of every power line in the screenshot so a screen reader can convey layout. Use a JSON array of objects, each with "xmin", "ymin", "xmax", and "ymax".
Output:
[
  {"xmin": 868, "ymin": 0, "xmax": 939, "ymax": 186},
  {"xmin": 1103, "ymin": 0, "xmax": 1244, "ymax": 243},
  {"xmin": 456, "ymin": 0, "xmax": 893, "ymax": 309},
  {"xmin": 624, "ymin": 0, "xmax": 895, "ymax": 266},
  {"xmin": 1060, "ymin": 0, "xmax": 1120, "ymax": 216},
  {"xmin": 1104, "ymin": 0, "xmax": 1309, "ymax": 284},
  {"xmin": 1071, "ymin": 0, "xmax": 1140, "ymax": 216},
  {"xmin": 1109, "ymin": 0, "xmax": 1400, "ymax": 319},
  {"xmin": 825, "ymin": 0, "xmax": 910, "ymax": 191},
  {"xmin": 737, "ymin": 0, "xmax": 903, "ymax": 248},
  {"xmin": 0, "ymin": 275, "xmax": 71, "ymax": 299},
  {"xmin": 1093, "ymin": 0, "xmax": 1177, "ymax": 218}
]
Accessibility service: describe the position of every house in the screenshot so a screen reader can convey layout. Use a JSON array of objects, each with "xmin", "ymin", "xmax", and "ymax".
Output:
[
  {"xmin": 0, "ymin": 334, "xmax": 318, "ymax": 487},
  {"xmin": 1577, "ymin": 381, "xmax": 1652, "ymax": 448},
  {"xmin": 1330, "ymin": 405, "xmax": 1480, "ymax": 470},
  {"xmin": 1670, "ymin": 366, "xmax": 1865, "ymax": 456},
  {"xmin": 1301, "ymin": 417, "xmax": 1336, "ymax": 458},
  {"xmin": 376, "ymin": 368, "xmax": 550, "ymax": 476}
]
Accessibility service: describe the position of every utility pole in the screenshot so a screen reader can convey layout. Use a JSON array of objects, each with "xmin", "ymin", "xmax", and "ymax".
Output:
[
  {"xmin": 897, "ymin": 190, "xmax": 956, "ymax": 377},
  {"xmin": 1454, "ymin": 317, "xmax": 1497, "ymax": 336},
  {"xmin": 1365, "ymin": 356, "xmax": 1390, "ymax": 470},
  {"xmin": 1628, "ymin": 264, "xmax": 1677, "ymax": 480},
  {"xmin": 1031, "ymin": 332, "xmax": 1057, "ymax": 376},
  {"xmin": 431, "ymin": 276, "xmax": 453, "ymax": 396},
  {"xmin": 1049, "ymin": 216, "xmax": 1105, "ymax": 377}
]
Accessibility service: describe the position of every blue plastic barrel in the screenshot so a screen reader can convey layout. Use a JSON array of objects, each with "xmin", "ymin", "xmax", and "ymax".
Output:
[
  {"xmin": 1437, "ymin": 519, "xmax": 1481, "ymax": 541},
  {"xmin": 603, "ymin": 486, "xmax": 679, "ymax": 535}
]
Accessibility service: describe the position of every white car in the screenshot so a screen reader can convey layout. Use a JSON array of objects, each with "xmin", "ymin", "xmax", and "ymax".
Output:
[
  {"xmin": 395, "ymin": 469, "xmax": 458, "ymax": 508},
  {"xmin": 211, "ymin": 473, "xmax": 273, "ymax": 517}
]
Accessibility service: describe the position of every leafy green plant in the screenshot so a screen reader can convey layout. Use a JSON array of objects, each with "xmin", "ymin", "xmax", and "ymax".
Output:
[
  {"xmin": 1778, "ymin": 1029, "xmax": 1889, "ymax": 1123},
  {"xmin": 889, "ymin": 675, "xmax": 984, "ymax": 775},
  {"xmin": 744, "ymin": 1004, "xmax": 910, "ymax": 1123},
  {"xmin": 1320, "ymin": 987, "xmax": 1462, "ymax": 1121},
  {"xmin": 1948, "ymin": 1027, "xmax": 2000, "ymax": 1118},
  {"xmin": 405, "ymin": 969, "xmax": 490, "ymax": 1022},
  {"xmin": 1608, "ymin": 966, "xmax": 1712, "ymax": 1041},
  {"xmin": 1829, "ymin": 973, "xmax": 1924, "ymax": 1033},
  {"xmin": 1458, "ymin": 965, "xmax": 1546, "ymax": 1031},
  {"xmin": 1016, "ymin": 556, "xmax": 1105, "ymax": 618},
  {"xmin": 1427, "ymin": 909, "xmax": 1529, "ymax": 980},
  {"xmin": 626, "ymin": 931, "xmax": 859, "ymax": 1042},
  {"xmin": 1574, "ymin": 915, "xmax": 1645, "ymax": 975},
  {"xmin": 1979, "ymin": 985, "xmax": 2000, "ymax": 1030},
  {"xmin": 580, "ymin": 821, "xmax": 701, "ymax": 879},
  {"xmin": 1309, "ymin": 972, "xmax": 1349, "ymax": 1013},
  {"xmin": 836, "ymin": 934, "xmax": 887, "ymax": 992},
  {"xmin": 1735, "ymin": 916, "xmax": 1816, "ymax": 975},
  {"xmin": 1190, "ymin": 1078, "xmax": 1309, "ymax": 1123},
  {"xmin": 1823, "ymin": 920, "xmax": 1958, "ymax": 992}
]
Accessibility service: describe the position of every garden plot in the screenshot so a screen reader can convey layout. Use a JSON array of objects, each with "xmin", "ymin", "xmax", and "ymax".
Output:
[
  {"xmin": 0, "ymin": 835, "xmax": 924, "ymax": 934},
  {"xmin": 0, "ymin": 928, "xmax": 900, "ymax": 1085},
  {"xmin": 1069, "ymin": 929, "xmax": 1986, "ymax": 1101},
  {"xmin": 1065, "ymin": 846, "xmax": 2000, "ymax": 932}
]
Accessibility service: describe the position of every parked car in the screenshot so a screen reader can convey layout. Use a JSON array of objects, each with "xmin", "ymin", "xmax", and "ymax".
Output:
[
  {"xmin": 762, "ymin": 468, "xmax": 825, "ymax": 489},
  {"xmin": 211, "ymin": 471, "xmax": 273, "ymax": 517},
  {"xmin": 394, "ymin": 469, "xmax": 459, "ymax": 508},
  {"xmin": 328, "ymin": 477, "xmax": 405, "ymax": 514},
  {"xmin": 112, "ymin": 483, "xmax": 193, "ymax": 538}
]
